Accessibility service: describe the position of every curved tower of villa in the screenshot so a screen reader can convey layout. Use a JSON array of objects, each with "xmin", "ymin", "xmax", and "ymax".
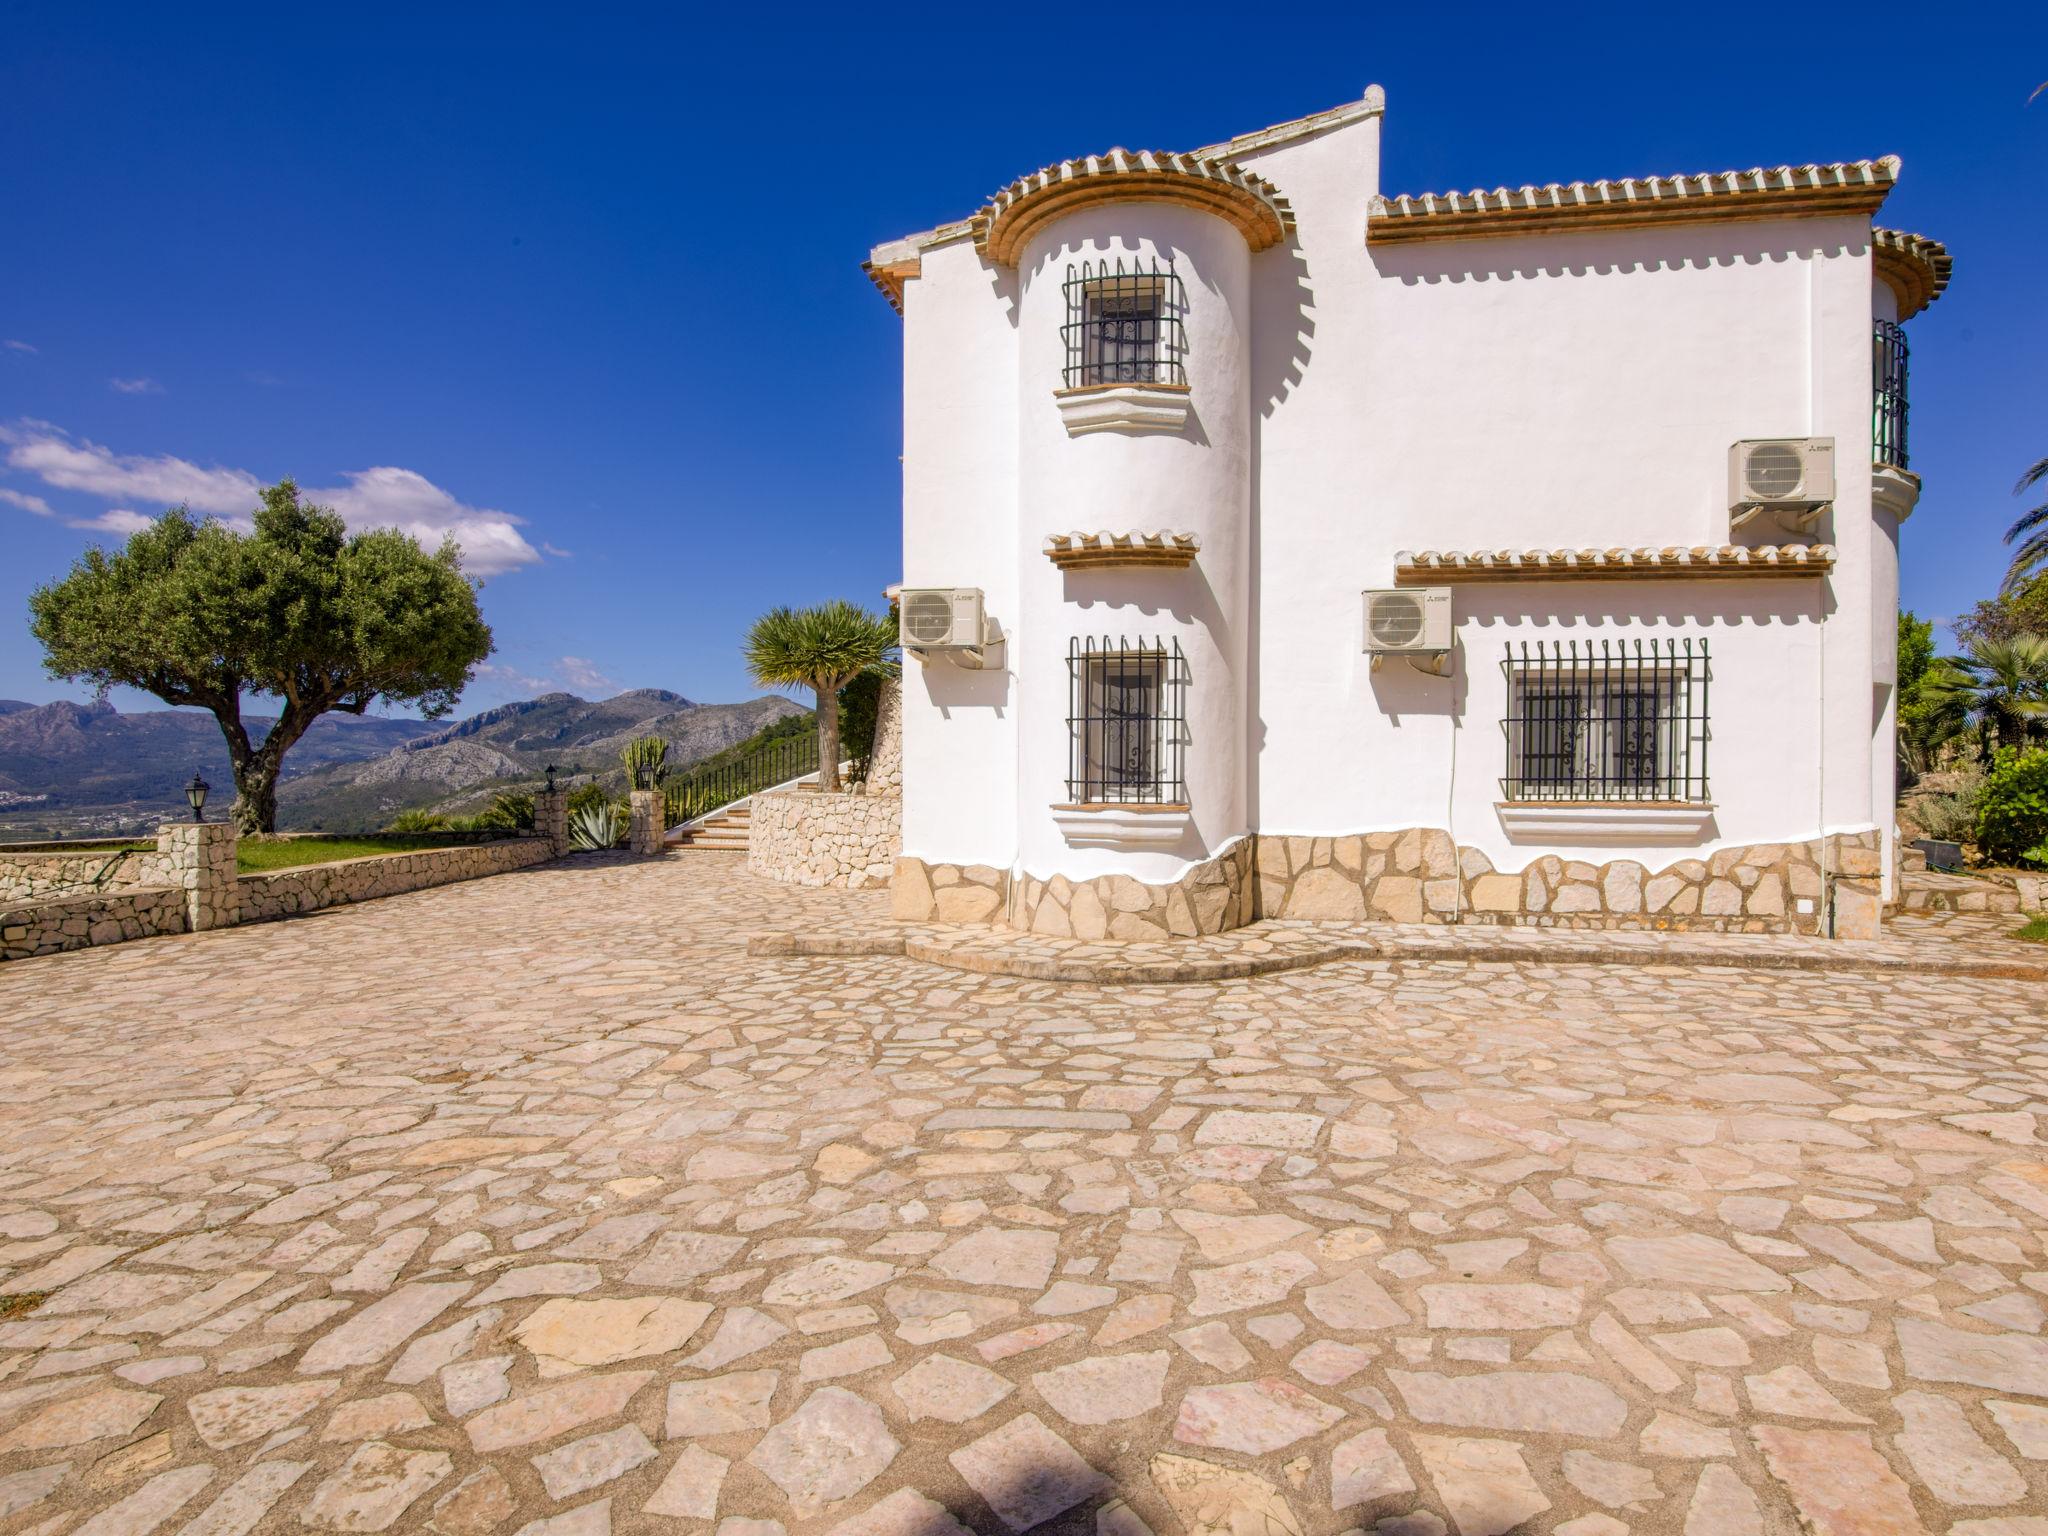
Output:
[{"xmin": 869, "ymin": 88, "xmax": 1949, "ymax": 941}]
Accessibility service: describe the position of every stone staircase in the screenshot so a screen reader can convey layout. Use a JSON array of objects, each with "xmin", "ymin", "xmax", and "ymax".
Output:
[{"xmin": 669, "ymin": 805, "xmax": 751, "ymax": 852}]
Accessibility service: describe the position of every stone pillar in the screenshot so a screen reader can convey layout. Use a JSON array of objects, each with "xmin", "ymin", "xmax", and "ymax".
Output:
[
  {"xmin": 1830, "ymin": 838, "xmax": 1885, "ymax": 941},
  {"xmin": 159, "ymin": 821, "xmax": 239, "ymax": 932},
  {"xmin": 535, "ymin": 787, "xmax": 568, "ymax": 856},
  {"xmin": 629, "ymin": 790, "xmax": 665, "ymax": 856}
]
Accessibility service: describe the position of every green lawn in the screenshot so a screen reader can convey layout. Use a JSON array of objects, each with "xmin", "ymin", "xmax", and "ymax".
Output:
[
  {"xmin": 2016, "ymin": 915, "xmax": 2048, "ymax": 945},
  {"xmin": 236, "ymin": 837, "xmax": 466, "ymax": 872}
]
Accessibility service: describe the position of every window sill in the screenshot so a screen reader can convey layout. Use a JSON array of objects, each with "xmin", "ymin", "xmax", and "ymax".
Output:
[
  {"xmin": 1051, "ymin": 802, "xmax": 1191, "ymax": 847},
  {"xmin": 1053, "ymin": 384, "xmax": 1191, "ymax": 437},
  {"xmin": 1495, "ymin": 801, "xmax": 1716, "ymax": 844}
]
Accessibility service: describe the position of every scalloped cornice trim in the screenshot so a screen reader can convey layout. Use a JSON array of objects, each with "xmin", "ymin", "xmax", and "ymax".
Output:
[
  {"xmin": 1395, "ymin": 544, "xmax": 1836, "ymax": 583},
  {"xmin": 1368, "ymin": 158, "xmax": 1900, "ymax": 245},
  {"xmin": 972, "ymin": 149, "xmax": 1292, "ymax": 267},
  {"xmin": 1044, "ymin": 530, "xmax": 1201, "ymax": 571},
  {"xmin": 1873, "ymin": 227, "xmax": 1952, "ymax": 321}
]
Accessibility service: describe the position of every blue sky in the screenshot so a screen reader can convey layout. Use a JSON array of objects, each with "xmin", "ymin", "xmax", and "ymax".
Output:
[{"xmin": 4, "ymin": 2, "xmax": 2043, "ymax": 719}]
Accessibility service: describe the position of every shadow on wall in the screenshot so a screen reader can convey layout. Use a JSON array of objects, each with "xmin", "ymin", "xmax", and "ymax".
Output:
[
  {"xmin": 1370, "ymin": 644, "xmax": 1464, "ymax": 725},
  {"xmin": 1452, "ymin": 582, "xmax": 1832, "ymax": 632},
  {"xmin": 918, "ymin": 653, "xmax": 1010, "ymax": 718},
  {"xmin": 1369, "ymin": 225, "xmax": 1862, "ymax": 288},
  {"xmin": 1062, "ymin": 565, "xmax": 1232, "ymax": 665},
  {"xmin": 1252, "ymin": 235, "xmax": 1315, "ymax": 419}
]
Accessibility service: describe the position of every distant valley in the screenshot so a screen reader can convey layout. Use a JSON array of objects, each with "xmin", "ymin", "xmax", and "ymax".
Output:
[{"xmin": 0, "ymin": 690, "xmax": 806, "ymax": 838}]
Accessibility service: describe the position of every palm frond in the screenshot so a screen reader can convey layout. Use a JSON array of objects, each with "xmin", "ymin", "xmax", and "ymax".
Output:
[{"xmin": 2003, "ymin": 529, "xmax": 2048, "ymax": 595}]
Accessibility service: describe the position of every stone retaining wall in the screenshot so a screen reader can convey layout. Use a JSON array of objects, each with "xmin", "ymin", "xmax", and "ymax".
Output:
[
  {"xmin": 1, "ymin": 888, "xmax": 186, "ymax": 962},
  {"xmin": 0, "ymin": 847, "xmax": 175, "ymax": 903},
  {"xmin": 892, "ymin": 829, "xmax": 1885, "ymax": 938},
  {"xmin": 3, "ymin": 833, "xmax": 562, "ymax": 962},
  {"xmin": 749, "ymin": 789, "xmax": 901, "ymax": 890},
  {"xmin": 238, "ymin": 837, "xmax": 557, "ymax": 922}
]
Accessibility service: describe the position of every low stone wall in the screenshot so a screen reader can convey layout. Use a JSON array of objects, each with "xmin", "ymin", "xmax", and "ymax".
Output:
[
  {"xmin": 1256, "ymin": 828, "xmax": 1882, "ymax": 935},
  {"xmin": 1, "ymin": 888, "xmax": 185, "ymax": 962},
  {"xmin": 238, "ymin": 837, "xmax": 557, "ymax": 922},
  {"xmin": 749, "ymin": 789, "xmax": 901, "ymax": 890},
  {"xmin": 0, "ymin": 847, "xmax": 175, "ymax": 903},
  {"xmin": 894, "ymin": 829, "xmax": 1884, "ymax": 938}
]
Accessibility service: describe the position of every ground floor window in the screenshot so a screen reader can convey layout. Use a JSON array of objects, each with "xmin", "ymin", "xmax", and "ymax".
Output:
[
  {"xmin": 1066, "ymin": 637, "xmax": 1188, "ymax": 803},
  {"xmin": 1500, "ymin": 638, "xmax": 1710, "ymax": 801}
]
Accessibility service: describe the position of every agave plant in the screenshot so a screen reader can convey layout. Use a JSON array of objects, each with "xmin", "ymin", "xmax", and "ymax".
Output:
[
  {"xmin": 567, "ymin": 800, "xmax": 625, "ymax": 851},
  {"xmin": 621, "ymin": 734, "xmax": 670, "ymax": 790}
]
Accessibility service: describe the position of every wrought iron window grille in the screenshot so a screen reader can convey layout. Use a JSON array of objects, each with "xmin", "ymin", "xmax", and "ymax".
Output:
[
  {"xmin": 1873, "ymin": 318, "xmax": 1909, "ymax": 470},
  {"xmin": 1061, "ymin": 257, "xmax": 1188, "ymax": 389},
  {"xmin": 1065, "ymin": 636, "xmax": 1188, "ymax": 804},
  {"xmin": 1500, "ymin": 638, "xmax": 1710, "ymax": 803}
]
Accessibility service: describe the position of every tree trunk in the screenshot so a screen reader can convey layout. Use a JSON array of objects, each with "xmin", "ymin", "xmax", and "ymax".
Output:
[
  {"xmin": 816, "ymin": 684, "xmax": 842, "ymax": 793},
  {"xmin": 229, "ymin": 710, "xmax": 316, "ymax": 834}
]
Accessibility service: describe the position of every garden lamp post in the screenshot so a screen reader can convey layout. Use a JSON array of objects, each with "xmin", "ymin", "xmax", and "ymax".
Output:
[
  {"xmin": 544, "ymin": 764, "xmax": 558, "ymax": 794},
  {"xmin": 185, "ymin": 773, "xmax": 210, "ymax": 822}
]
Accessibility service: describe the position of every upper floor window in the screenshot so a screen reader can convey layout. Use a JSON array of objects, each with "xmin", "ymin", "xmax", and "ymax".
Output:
[
  {"xmin": 1501, "ymin": 639, "xmax": 1710, "ymax": 803},
  {"xmin": 1065, "ymin": 636, "xmax": 1188, "ymax": 804},
  {"xmin": 1873, "ymin": 319, "xmax": 1909, "ymax": 470},
  {"xmin": 1062, "ymin": 258, "xmax": 1187, "ymax": 389}
]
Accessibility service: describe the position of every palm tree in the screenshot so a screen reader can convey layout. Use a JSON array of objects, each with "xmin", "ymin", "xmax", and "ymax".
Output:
[
  {"xmin": 2002, "ymin": 456, "xmax": 2048, "ymax": 596},
  {"xmin": 1922, "ymin": 634, "xmax": 2048, "ymax": 755},
  {"xmin": 744, "ymin": 601, "xmax": 897, "ymax": 791}
]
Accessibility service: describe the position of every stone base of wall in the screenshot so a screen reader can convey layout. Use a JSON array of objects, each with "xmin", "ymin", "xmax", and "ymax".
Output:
[
  {"xmin": 1259, "ymin": 828, "xmax": 1879, "ymax": 935},
  {"xmin": 2, "ymin": 888, "xmax": 185, "ymax": 961},
  {"xmin": 238, "ymin": 838, "xmax": 557, "ymax": 922},
  {"xmin": 893, "ymin": 828, "xmax": 1883, "ymax": 939},
  {"xmin": 749, "ymin": 789, "xmax": 901, "ymax": 890},
  {"xmin": 891, "ymin": 840, "xmax": 1256, "ymax": 938}
]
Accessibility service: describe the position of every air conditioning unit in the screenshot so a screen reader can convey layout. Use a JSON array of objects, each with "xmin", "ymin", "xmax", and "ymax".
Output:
[
  {"xmin": 900, "ymin": 587, "xmax": 984, "ymax": 650},
  {"xmin": 1363, "ymin": 587, "xmax": 1452, "ymax": 674},
  {"xmin": 899, "ymin": 587, "xmax": 1000, "ymax": 668},
  {"xmin": 1729, "ymin": 437, "xmax": 1835, "ymax": 510}
]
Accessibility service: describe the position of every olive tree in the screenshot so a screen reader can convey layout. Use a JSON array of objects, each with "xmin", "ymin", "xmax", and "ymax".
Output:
[{"xmin": 29, "ymin": 480, "xmax": 493, "ymax": 833}]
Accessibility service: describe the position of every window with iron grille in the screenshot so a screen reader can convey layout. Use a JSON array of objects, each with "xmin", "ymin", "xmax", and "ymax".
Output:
[
  {"xmin": 1061, "ymin": 258, "xmax": 1188, "ymax": 388},
  {"xmin": 1500, "ymin": 639, "xmax": 1710, "ymax": 802},
  {"xmin": 1065, "ymin": 637, "xmax": 1188, "ymax": 803},
  {"xmin": 1873, "ymin": 318, "xmax": 1909, "ymax": 470}
]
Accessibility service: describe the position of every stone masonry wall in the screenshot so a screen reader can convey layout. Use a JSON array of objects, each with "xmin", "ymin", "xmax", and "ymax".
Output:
[
  {"xmin": 237, "ymin": 837, "xmax": 557, "ymax": 923},
  {"xmin": 1, "ymin": 888, "xmax": 185, "ymax": 962},
  {"xmin": 0, "ymin": 848, "xmax": 176, "ymax": 903},
  {"xmin": 857, "ymin": 676, "xmax": 903, "ymax": 798},
  {"xmin": 749, "ymin": 789, "xmax": 901, "ymax": 890},
  {"xmin": 892, "ymin": 839, "xmax": 1256, "ymax": 938},
  {"xmin": 893, "ymin": 829, "xmax": 1884, "ymax": 938}
]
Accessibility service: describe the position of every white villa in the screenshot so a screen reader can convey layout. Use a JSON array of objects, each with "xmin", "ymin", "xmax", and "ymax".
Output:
[{"xmin": 865, "ymin": 87, "xmax": 1950, "ymax": 939}]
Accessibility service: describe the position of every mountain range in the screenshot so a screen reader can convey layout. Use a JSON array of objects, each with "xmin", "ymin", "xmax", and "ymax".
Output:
[{"xmin": 0, "ymin": 689, "xmax": 805, "ymax": 837}]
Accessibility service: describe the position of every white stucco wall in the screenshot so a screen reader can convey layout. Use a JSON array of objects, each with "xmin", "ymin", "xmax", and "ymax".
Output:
[
  {"xmin": 888, "ymin": 93, "xmax": 1902, "ymax": 891},
  {"xmin": 1013, "ymin": 205, "xmax": 1251, "ymax": 882},
  {"xmin": 899, "ymin": 238, "xmax": 1020, "ymax": 868}
]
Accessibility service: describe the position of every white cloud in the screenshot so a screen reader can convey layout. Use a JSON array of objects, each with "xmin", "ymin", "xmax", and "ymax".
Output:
[
  {"xmin": 0, "ymin": 423, "xmax": 544, "ymax": 577},
  {"xmin": 0, "ymin": 487, "xmax": 53, "ymax": 516},
  {"xmin": 475, "ymin": 661, "xmax": 556, "ymax": 695},
  {"xmin": 557, "ymin": 657, "xmax": 615, "ymax": 694},
  {"xmin": 307, "ymin": 466, "xmax": 539, "ymax": 577},
  {"xmin": 4, "ymin": 340, "xmax": 36, "ymax": 354},
  {"xmin": 1, "ymin": 423, "xmax": 259, "ymax": 514},
  {"xmin": 109, "ymin": 377, "xmax": 163, "ymax": 395},
  {"xmin": 67, "ymin": 508, "xmax": 154, "ymax": 536}
]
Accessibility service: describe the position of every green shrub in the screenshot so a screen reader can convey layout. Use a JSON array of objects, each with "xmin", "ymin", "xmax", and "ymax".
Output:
[
  {"xmin": 386, "ymin": 808, "xmax": 451, "ymax": 833},
  {"xmin": 839, "ymin": 669, "xmax": 886, "ymax": 784},
  {"xmin": 474, "ymin": 791, "xmax": 535, "ymax": 832},
  {"xmin": 566, "ymin": 782, "xmax": 610, "ymax": 820},
  {"xmin": 1913, "ymin": 792, "xmax": 1980, "ymax": 844},
  {"xmin": 1975, "ymin": 747, "xmax": 2048, "ymax": 866}
]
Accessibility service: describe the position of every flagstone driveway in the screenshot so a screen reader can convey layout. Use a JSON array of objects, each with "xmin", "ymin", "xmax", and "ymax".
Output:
[{"xmin": 0, "ymin": 852, "xmax": 2043, "ymax": 1535}]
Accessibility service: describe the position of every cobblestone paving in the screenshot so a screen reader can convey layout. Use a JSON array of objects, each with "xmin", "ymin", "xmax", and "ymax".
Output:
[{"xmin": 0, "ymin": 852, "xmax": 2045, "ymax": 1536}]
